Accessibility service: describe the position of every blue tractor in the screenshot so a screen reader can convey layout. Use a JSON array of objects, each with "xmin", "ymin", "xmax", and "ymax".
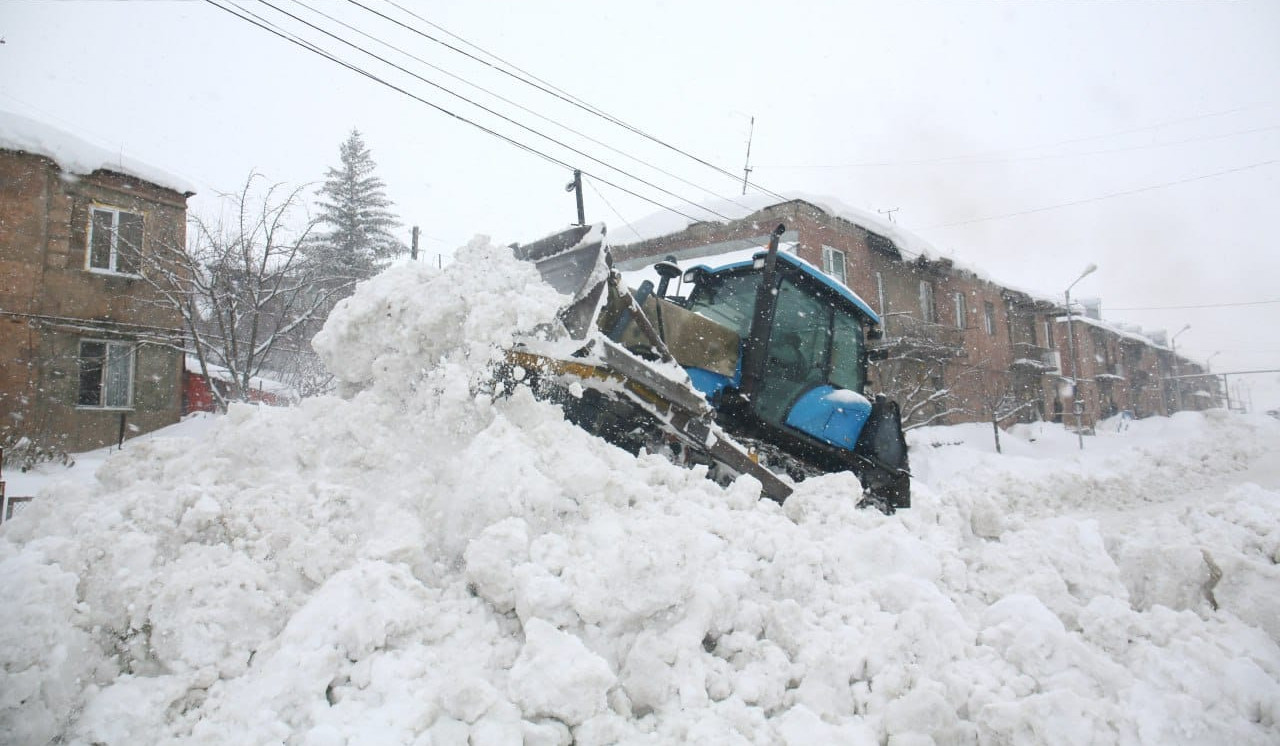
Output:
[{"xmin": 510, "ymin": 222, "xmax": 910, "ymax": 511}]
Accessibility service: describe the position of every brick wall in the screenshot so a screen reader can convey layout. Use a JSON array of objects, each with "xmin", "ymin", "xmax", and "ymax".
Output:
[{"xmin": 0, "ymin": 149, "xmax": 189, "ymax": 454}]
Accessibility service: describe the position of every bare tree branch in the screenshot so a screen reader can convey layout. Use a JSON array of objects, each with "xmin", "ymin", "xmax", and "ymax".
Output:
[{"xmin": 137, "ymin": 172, "xmax": 348, "ymax": 410}]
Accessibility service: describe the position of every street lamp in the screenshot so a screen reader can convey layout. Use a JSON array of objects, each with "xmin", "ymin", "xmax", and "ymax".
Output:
[
  {"xmin": 1170, "ymin": 324, "xmax": 1191, "ymax": 412},
  {"xmin": 1064, "ymin": 263, "xmax": 1097, "ymax": 450}
]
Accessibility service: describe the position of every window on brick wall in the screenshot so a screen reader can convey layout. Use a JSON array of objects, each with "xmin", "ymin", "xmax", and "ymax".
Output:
[
  {"xmin": 77, "ymin": 339, "xmax": 135, "ymax": 408},
  {"xmin": 821, "ymin": 245, "xmax": 847, "ymax": 285},
  {"xmin": 919, "ymin": 281, "xmax": 936, "ymax": 322},
  {"xmin": 87, "ymin": 206, "xmax": 143, "ymax": 275},
  {"xmin": 1043, "ymin": 318, "xmax": 1056, "ymax": 348},
  {"xmin": 875, "ymin": 271, "xmax": 886, "ymax": 315},
  {"xmin": 953, "ymin": 292, "xmax": 966, "ymax": 329},
  {"xmin": 983, "ymin": 301, "xmax": 997, "ymax": 335}
]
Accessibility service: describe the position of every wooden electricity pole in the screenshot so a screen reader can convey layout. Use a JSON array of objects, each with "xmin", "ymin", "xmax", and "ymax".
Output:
[{"xmin": 566, "ymin": 170, "xmax": 585, "ymax": 225}]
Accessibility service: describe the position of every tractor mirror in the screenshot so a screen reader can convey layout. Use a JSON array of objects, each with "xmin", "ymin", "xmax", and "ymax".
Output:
[{"xmin": 682, "ymin": 267, "xmax": 708, "ymax": 285}]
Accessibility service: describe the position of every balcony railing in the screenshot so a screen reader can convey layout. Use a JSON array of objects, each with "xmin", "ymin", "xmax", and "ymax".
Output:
[
  {"xmin": 1011, "ymin": 342, "xmax": 1053, "ymax": 371},
  {"xmin": 880, "ymin": 314, "xmax": 965, "ymax": 357}
]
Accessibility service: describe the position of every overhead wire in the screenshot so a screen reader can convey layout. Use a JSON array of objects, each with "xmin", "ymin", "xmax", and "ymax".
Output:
[
  {"xmin": 203, "ymin": 0, "xmax": 715, "ymax": 225},
  {"xmin": 285, "ymin": 0, "xmax": 753, "ymax": 214},
  {"xmin": 766, "ymin": 122, "xmax": 1280, "ymax": 170},
  {"xmin": 351, "ymin": 0, "xmax": 790, "ymax": 203},
  {"xmin": 583, "ymin": 176, "xmax": 644, "ymax": 243},
  {"xmin": 249, "ymin": 0, "xmax": 736, "ymax": 223},
  {"xmin": 928, "ymin": 157, "xmax": 1280, "ymax": 229},
  {"xmin": 762, "ymin": 100, "xmax": 1280, "ymax": 170},
  {"xmin": 1107, "ymin": 298, "xmax": 1280, "ymax": 311}
]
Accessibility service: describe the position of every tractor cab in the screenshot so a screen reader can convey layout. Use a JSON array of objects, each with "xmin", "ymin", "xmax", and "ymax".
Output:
[
  {"xmin": 597, "ymin": 224, "xmax": 909, "ymax": 509},
  {"xmin": 673, "ymin": 251, "xmax": 883, "ymax": 454}
]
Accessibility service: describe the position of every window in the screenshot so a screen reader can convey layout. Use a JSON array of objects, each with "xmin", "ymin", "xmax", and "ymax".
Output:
[
  {"xmin": 685, "ymin": 271, "xmax": 759, "ymax": 338},
  {"xmin": 87, "ymin": 206, "xmax": 143, "ymax": 274},
  {"xmin": 919, "ymin": 281, "xmax": 936, "ymax": 322},
  {"xmin": 758, "ymin": 278, "xmax": 834, "ymax": 426},
  {"xmin": 821, "ymin": 246, "xmax": 847, "ymax": 285},
  {"xmin": 953, "ymin": 292, "xmax": 966, "ymax": 329},
  {"xmin": 874, "ymin": 271, "xmax": 886, "ymax": 315},
  {"xmin": 77, "ymin": 340, "xmax": 135, "ymax": 408},
  {"xmin": 1043, "ymin": 318, "xmax": 1056, "ymax": 349},
  {"xmin": 983, "ymin": 301, "xmax": 997, "ymax": 336}
]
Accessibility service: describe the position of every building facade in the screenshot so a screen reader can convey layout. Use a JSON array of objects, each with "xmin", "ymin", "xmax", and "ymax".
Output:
[
  {"xmin": 614, "ymin": 199, "xmax": 1213, "ymax": 432},
  {"xmin": 1, "ymin": 127, "xmax": 192, "ymax": 455}
]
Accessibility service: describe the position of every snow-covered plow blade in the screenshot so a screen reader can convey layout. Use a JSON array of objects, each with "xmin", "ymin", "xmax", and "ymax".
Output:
[{"xmin": 508, "ymin": 223, "xmax": 909, "ymax": 510}]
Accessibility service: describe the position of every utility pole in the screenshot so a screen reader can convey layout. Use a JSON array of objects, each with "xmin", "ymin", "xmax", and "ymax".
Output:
[
  {"xmin": 565, "ymin": 170, "xmax": 585, "ymax": 226},
  {"xmin": 742, "ymin": 116, "xmax": 755, "ymax": 195},
  {"xmin": 411, "ymin": 226, "xmax": 420, "ymax": 261},
  {"xmin": 1064, "ymin": 263, "xmax": 1097, "ymax": 450}
]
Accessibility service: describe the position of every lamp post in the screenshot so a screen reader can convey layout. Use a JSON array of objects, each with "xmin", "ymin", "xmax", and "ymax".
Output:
[
  {"xmin": 1170, "ymin": 324, "xmax": 1191, "ymax": 412},
  {"xmin": 1064, "ymin": 263, "xmax": 1097, "ymax": 450}
]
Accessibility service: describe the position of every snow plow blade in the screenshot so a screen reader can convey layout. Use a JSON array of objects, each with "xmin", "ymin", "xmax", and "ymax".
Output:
[
  {"xmin": 505, "ymin": 341, "xmax": 794, "ymax": 503},
  {"xmin": 512, "ymin": 224, "xmax": 609, "ymax": 340}
]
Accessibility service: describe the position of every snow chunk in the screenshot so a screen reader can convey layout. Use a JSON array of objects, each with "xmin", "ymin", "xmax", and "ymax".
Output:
[{"xmin": 508, "ymin": 619, "xmax": 616, "ymax": 725}]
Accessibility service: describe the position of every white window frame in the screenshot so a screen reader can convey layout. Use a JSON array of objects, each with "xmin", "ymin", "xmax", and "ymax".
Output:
[
  {"xmin": 874, "ymin": 271, "xmax": 886, "ymax": 315},
  {"xmin": 77, "ymin": 339, "xmax": 136, "ymax": 409},
  {"xmin": 821, "ymin": 245, "xmax": 847, "ymax": 286},
  {"xmin": 953, "ymin": 292, "xmax": 966, "ymax": 329},
  {"xmin": 983, "ymin": 301, "xmax": 997, "ymax": 336},
  {"xmin": 86, "ymin": 206, "xmax": 144, "ymax": 276}
]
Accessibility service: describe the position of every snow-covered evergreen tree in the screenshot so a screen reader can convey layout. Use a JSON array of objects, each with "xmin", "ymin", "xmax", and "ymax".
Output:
[{"xmin": 310, "ymin": 130, "xmax": 405, "ymax": 278}]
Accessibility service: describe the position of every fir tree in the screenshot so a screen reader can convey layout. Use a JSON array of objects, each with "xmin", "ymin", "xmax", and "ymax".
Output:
[{"xmin": 311, "ymin": 129, "xmax": 405, "ymax": 278}]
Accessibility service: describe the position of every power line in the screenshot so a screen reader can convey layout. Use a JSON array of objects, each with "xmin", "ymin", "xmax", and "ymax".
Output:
[
  {"xmin": 584, "ymin": 176, "xmax": 643, "ymax": 242},
  {"xmin": 762, "ymin": 101, "xmax": 1280, "ymax": 170},
  {"xmin": 253, "ymin": 0, "xmax": 735, "ymax": 223},
  {"xmin": 765, "ymin": 122, "xmax": 1280, "ymax": 170},
  {"xmin": 204, "ymin": 0, "xmax": 715, "ymax": 225},
  {"xmin": 929, "ymin": 157, "xmax": 1280, "ymax": 228},
  {"xmin": 354, "ymin": 0, "xmax": 790, "ymax": 203},
  {"xmin": 1109, "ymin": 298, "xmax": 1280, "ymax": 311},
  {"xmin": 286, "ymin": 0, "xmax": 754, "ymax": 215}
]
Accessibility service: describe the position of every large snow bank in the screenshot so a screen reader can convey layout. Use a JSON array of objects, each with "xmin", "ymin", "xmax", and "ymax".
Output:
[{"xmin": 3, "ymin": 235, "xmax": 1279, "ymax": 744}]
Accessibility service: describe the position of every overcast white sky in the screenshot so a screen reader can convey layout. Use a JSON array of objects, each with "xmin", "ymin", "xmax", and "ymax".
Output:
[{"xmin": 4, "ymin": 0, "xmax": 1279, "ymax": 406}]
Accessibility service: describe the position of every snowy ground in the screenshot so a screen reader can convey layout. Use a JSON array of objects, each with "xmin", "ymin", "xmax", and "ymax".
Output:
[{"xmin": 3, "ymin": 237, "xmax": 1278, "ymax": 745}]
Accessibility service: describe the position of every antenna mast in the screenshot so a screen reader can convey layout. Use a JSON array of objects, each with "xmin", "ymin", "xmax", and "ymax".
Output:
[{"xmin": 741, "ymin": 116, "xmax": 755, "ymax": 195}]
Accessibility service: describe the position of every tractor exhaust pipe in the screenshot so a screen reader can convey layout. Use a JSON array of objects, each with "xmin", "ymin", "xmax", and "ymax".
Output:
[{"xmin": 739, "ymin": 224, "xmax": 787, "ymax": 401}]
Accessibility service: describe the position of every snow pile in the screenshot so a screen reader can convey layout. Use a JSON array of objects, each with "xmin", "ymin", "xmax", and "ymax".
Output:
[{"xmin": 3, "ymin": 236, "xmax": 1280, "ymax": 744}]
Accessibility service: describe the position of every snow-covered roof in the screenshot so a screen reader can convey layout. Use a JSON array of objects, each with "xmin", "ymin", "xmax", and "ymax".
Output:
[
  {"xmin": 619, "ymin": 192, "xmax": 1061, "ymax": 306},
  {"xmin": 0, "ymin": 109, "xmax": 196, "ymax": 195},
  {"xmin": 1059, "ymin": 314, "xmax": 1170, "ymax": 351},
  {"xmin": 621, "ymin": 191, "xmax": 933, "ymax": 258}
]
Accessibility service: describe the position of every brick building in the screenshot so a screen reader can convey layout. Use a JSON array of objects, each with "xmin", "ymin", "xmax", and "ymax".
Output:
[
  {"xmin": 1, "ymin": 112, "xmax": 193, "ymax": 454},
  {"xmin": 614, "ymin": 197, "xmax": 1213, "ymax": 432}
]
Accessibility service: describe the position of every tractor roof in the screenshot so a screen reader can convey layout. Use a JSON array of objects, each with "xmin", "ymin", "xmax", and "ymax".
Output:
[{"xmin": 693, "ymin": 251, "xmax": 881, "ymax": 325}]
